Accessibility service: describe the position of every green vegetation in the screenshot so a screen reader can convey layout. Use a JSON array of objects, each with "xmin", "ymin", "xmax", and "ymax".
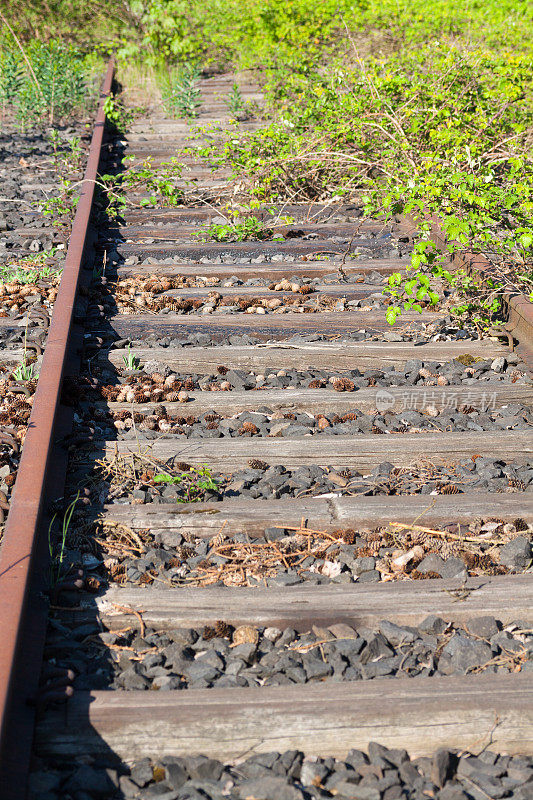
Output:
[
  {"xmin": 0, "ymin": 1, "xmax": 131, "ymax": 50},
  {"xmin": 225, "ymin": 82, "xmax": 248, "ymax": 120},
  {"xmin": 103, "ymin": 94, "xmax": 136, "ymax": 133},
  {"xmin": 118, "ymin": 0, "xmax": 532, "ymax": 327},
  {"xmin": 42, "ymin": 178, "xmax": 80, "ymax": 227},
  {"xmin": 12, "ymin": 354, "xmax": 36, "ymax": 382},
  {"xmin": 100, "ymin": 156, "xmax": 185, "ymax": 218},
  {"xmin": 0, "ymin": 252, "xmax": 60, "ymax": 284},
  {"xmin": 159, "ymin": 63, "xmax": 201, "ymax": 118},
  {"xmin": 154, "ymin": 465, "xmax": 219, "ymax": 503},
  {"xmin": 47, "ymin": 492, "xmax": 80, "ymax": 588},
  {"xmin": 13, "ymin": 324, "xmax": 39, "ymax": 382},
  {"xmin": 196, "ymin": 215, "xmax": 271, "ymax": 243},
  {"xmin": 0, "ymin": 0, "xmax": 530, "ymax": 327},
  {"xmin": 48, "ymin": 130, "xmax": 84, "ymax": 172},
  {"xmin": 0, "ymin": 33, "xmax": 97, "ymax": 126},
  {"xmin": 122, "ymin": 344, "xmax": 140, "ymax": 370}
]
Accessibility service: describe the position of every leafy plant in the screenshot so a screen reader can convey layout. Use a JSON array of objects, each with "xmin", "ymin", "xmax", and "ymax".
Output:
[
  {"xmin": 12, "ymin": 354, "xmax": 36, "ymax": 381},
  {"xmin": 157, "ymin": 0, "xmax": 532, "ymax": 329},
  {"xmin": 225, "ymin": 82, "xmax": 248, "ymax": 119},
  {"xmin": 0, "ymin": 35, "xmax": 95, "ymax": 127},
  {"xmin": 153, "ymin": 465, "xmax": 219, "ymax": 502},
  {"xmin": 159, "ymin": 63, "xmax": 201, "ymax": 118},
  {"xmin": 0, "ymin": 46, "xmax": 23, "ymax": 117},
  {"xmin": 47, "ymin": 492, "xmax": 80, "ymax": 589},
  {"xmin": 122, "ymin": 344, "xmax": 140, "ymax": 370},
  {"xmin": 0, "ymin": 250, "xmax": 60, "ymax": 284},
  {"xmin": 0, "ymin": 0, "xmax": 131, "ymax": 51},
  {"xmin": 48, "ymin": 130, "xmax": 84, "ymax": 173},
  {"xmin": 196, "ymin": 214, "xmax": 271, "ymax": 242},
  {"xmin": 103, "ymin": 94, "xmax": 135, "ymax": 133},
  {"xmin": 41, "ymin": 178, "xmax": 79, "ymax": 228},
  {"xmin": 100, "ymin": 157, "xmax": 185, "ymax": 218}
]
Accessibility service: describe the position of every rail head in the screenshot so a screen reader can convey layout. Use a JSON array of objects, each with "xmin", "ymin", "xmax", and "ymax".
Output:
[{"xmin": 0, "ymin": 57, "xmax": 114, "ymax": 794}]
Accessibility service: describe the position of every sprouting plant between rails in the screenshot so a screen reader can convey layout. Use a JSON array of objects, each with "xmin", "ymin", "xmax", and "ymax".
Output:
[
  {"xmin": 153, "ymin": 465, "xmax": 219, "ymax": 502},
  {"xmin": 159, "ymin": 63, "xmax": 201, "ymax": 119},
  {"xmin": 48, "ymin": 129, "xmax": 84, "ymax": 173},
  {"xmin": 196, "ymin": 215, "xmax": 272, "ymax": 242},
  {"xmin": 144, "ymin": 0, "xmax": 533, "ymax": 331},
  {"xmin": 225, "ymin": 82, "xmax": 249, "ymax": 119},
  {"xmin": 123, "ymin": 345, "xmax": 140, "ymax": 371},
  {"xmin": 48, "ymin": 492, "xmax": 80, "ymax": 588},
  {"xmin": 41, "ymin": 178, "xmax": 79, "ymax": 228},
  {"xmin": 100, "ymin": 157, "xmax": 185, "ymax": 218}
]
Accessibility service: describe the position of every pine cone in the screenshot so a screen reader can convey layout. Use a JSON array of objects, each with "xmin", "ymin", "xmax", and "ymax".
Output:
[
  {"xmin": 239, "ymin": 421, "xmax": 259, "ymax": 434},
  {"xmin": 341, "ymin": 412, "xmax": 357, "ymax": 422},
  {"xmin": 248, "ymin": 459, "xmax": 269, "ymax": 470},
  {"xmin": 214, "ymin": 620, "xmax": 233, "ymax": 639},
  {"xmin": 331, "ymin": 377, "xmax": 355, "ymax": 392},
  {"xmin": 202, "ymin": 625, "xmax": 217, "ymax": 641},
  {"xmin": 342, "ymin": 529, "xmax": 356, "ymax": 544},
  {"xmin": 440, "ymin": 484, "xmax": 461, "ymax": 494}
]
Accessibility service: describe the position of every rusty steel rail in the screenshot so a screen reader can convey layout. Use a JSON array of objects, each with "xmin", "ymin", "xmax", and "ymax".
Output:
[{"xmin": 0, "ymin": 58, "xmax": 114, "ymax": 796}]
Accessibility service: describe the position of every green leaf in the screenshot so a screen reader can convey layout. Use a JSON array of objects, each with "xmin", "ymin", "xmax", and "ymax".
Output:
[
  {"xmin": 386, "ymin": 306, "xmax": 399, "ymax": 325},
  {"xmin": 154, "ymin": 473, "xmax": 177, "ymax": 484}
]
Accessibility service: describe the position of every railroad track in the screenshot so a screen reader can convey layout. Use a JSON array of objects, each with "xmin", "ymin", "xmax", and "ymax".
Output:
[{"xmin": 0, "ymin": 61, "xmax": 532, "ymax": 799}]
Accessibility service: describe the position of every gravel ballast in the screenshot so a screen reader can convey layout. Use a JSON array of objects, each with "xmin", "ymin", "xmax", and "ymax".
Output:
[
  {"xmin": 72, "ymin": 508, "xmax": 532, "ymax": 589},
  {"xmin": 29, "ymin": 743, "xmax": 533, "ymax": 799},
  {"xmin": 44, "ymin": 615, "xmax": 533, "ymax": 693}
]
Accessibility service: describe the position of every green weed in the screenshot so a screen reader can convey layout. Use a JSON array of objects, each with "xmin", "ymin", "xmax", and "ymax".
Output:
[
  {"xmin": 48, "ymin": 130, "xmax": 84, "ymax": 173},
  {"xmin": 142, "ymin": 0, "xmax": 532, "ymax": 329},
  {"xmin": 41, "ymin": 178, "xmax": 79, "ymax": 228},
  {"xmin": 159, "ymin": 63, "xmax": 201, "ymax": 118},
  {"xmin": 12, "ymin": 355, "xmax": 36, "ymax": 381},
  {"xmin": 101, "ymin": 157, "xmax": 185, "ymax": 218},
  {"xmin": 48, "ymin": 492, "xmax": 80, "ymax": 589},
  {"xmin": 225, "ymin": 82, "xmax": 248, "ymax": 119},
  {"xmin": 103, "ymin": 94, "xmax": 135, "ymax": 133},
  {"xmin": 196, "ymin": 215, "xmax": 271, "ymax": 242},
  {"xmin": 0, "ymin": 250, "xmax": 60, "ymax": 284},
  {"xmin": 0, "ymin": 35, "xmax": 95, "ymax": 127},
  {"xmin": 122, "ymin": 344, "xmax": 140, "ymax": 370},
  {"xmin": 153, "ymin": 465, "xmax": 219, "ymax": 502}
]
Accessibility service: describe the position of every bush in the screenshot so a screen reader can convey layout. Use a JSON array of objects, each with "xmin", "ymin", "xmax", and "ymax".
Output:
[
  {"xmin": 0, "ymin": 37, "xmax": 96, "ymax": 125},
  {"xmin": 134, "ymin": 0, "xmax": 531, "ymax": 326}
]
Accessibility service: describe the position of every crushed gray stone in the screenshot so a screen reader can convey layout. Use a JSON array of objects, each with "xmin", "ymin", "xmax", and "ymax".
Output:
[{"xmin": 29, "ymin": 744, "xmax": 533, "ymax": 800}]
